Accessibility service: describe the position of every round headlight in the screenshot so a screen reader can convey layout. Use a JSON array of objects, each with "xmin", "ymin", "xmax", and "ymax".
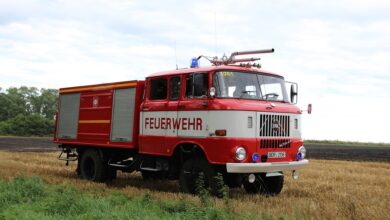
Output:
[
  {"xmin": 298, "ymin": 146, "xmax": 306, "ymax": 159},
  {"xmin": 235, "ymin": 147, "xmax": 247, "ymax": 161}
]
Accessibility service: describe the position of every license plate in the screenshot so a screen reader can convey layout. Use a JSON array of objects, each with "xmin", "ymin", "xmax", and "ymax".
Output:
[{"xmin": 268, "ymin": 152, "xmax": 286, "ymax": 158}]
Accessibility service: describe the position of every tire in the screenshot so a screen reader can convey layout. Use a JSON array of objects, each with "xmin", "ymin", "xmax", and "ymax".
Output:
[
  {"xmin": 179, "ymin": 158, "xmax": 218, "ymax": 195},
  {"xmin": 224, "ymin": 173, "xmax": 243, "ymax": 188},
  {"xmin": 243, "ymin": 174, "xmax": 266, "ymax": 194},
  {"xmin": 141, "ymin": 170, "xmax": 162, "ymax": 180},
  {"xmin": 107, "ymin": 168, "xmax": 117, "ymax": 181},
  {"xmin": 243, "ymin": 173, "xmax": 284, "ymax": 195},
  {"xmin": 80, "ymin": 149, "xmax": 107, "ymax": 182},
  {"xmin": 263, "ymin": 175, "xmax": 284, "ymax": 195}
]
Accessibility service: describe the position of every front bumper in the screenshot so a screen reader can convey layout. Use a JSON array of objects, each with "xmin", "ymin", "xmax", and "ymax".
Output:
[{"xmin": 226, "ymin": 159, "xmax": 309, "ymax": 173}]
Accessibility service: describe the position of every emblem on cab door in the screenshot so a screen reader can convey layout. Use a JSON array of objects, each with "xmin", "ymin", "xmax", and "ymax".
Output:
[{"xmin": 93, "ymin": 96, "xmax": 99, "ymax": 107}]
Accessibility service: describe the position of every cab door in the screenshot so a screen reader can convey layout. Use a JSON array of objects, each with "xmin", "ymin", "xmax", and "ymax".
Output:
[
  {"xmin": 165, "ymin": 76, "xmax": 181, "ymax": 150},
  {"xmin": 140, "ymin": 77, "xmax": 168, "ymax": 155},
  {"xmin": 177, "ymin": 72, "xmax": 209, "ymax": 138}
]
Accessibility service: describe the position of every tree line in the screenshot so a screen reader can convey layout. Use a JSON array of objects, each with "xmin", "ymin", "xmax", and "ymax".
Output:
[{"xmin": 0, "ymin": 87, "xmax": 58, "ymax": 136}]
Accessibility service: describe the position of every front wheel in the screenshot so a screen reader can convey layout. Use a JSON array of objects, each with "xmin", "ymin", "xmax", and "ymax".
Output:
[
  {"xmin": 243, "ymin": 173, "xmax": 284, "ymax": 195},
  {"xmin": 264, "ymin": 175, "xmax": 284, "ymax": 195},
  {"xmin": 243, "ymin": 174, "xmax": 265, "ymax": 194},
  {"xmin": 179, "ymin": 158, "xmax": 218, "ymax": 195}
]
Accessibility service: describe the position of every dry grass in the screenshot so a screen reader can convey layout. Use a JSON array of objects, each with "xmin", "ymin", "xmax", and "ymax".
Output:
[{"xmin": 0, "ymin": 151, "xmax": 389, "ymax": 220}]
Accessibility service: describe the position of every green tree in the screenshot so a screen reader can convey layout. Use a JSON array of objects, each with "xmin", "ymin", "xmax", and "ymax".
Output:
[
  {"xmin": 0, "ymin": 114, "xmax": 55, "ymax": 136},
  {"xmin": 0, "ymin": 88, "xmax": 25, "ymax": 120},
  {"xmin": 0, "ymin": 93, "xmax": 16, "ymax": 121},
  {"xmin": 0, "ymin": 86, "xmax": 58, "ymax": 136},
  {"xmin": 30, "ymin": 89, "xmax": 58, "ymax": 120}
]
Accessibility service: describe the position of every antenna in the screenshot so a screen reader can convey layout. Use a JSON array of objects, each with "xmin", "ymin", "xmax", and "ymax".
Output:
[
  {"xmin": 174, "ymin": 41, "xmax": 178, "ymax": 70},
  {"xmin": 214, "ymin": 12, "xmax": 218, "ymax": 57}
]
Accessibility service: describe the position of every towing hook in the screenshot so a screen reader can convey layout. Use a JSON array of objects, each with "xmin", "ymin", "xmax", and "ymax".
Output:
[
  {"xmin": 58, "ymin": 147, "xmax": 78, "ymax": 166},
  {"xmin": 292, "ymin": 170, "xmax": 299, "ymax": 180}
]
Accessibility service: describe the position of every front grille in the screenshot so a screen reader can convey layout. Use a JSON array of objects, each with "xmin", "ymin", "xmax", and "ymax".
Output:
[
  {"xmin": 260, "ymin": 139, "xmax": 291, "ymax": 149},
  {"xmin": 259, "ymin": 114, "xmax": 290, "ymax": 137}
]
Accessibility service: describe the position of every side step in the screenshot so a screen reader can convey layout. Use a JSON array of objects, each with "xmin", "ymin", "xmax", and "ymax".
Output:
[
  {"xmin": 139, "ymin": 160, "xmax": 167, "ymax": 172},
  {"xmin": 140, "ymin": 167, "xmax": 162, "ymax": 172},
  {"xmin": 108, "ymin": 158, "xmax": 139, "ymax": 173}
]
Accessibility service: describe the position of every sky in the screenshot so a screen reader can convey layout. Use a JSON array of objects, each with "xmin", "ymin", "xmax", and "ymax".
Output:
[{"xmin": 0, "ymin": 0, "xmax": 389, "ymax": 142}]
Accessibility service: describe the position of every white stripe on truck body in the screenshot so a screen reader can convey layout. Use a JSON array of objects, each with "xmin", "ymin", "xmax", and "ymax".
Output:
[{"xmin": 140, "ymin": 110, "xmax": 301, "ymax": 139}]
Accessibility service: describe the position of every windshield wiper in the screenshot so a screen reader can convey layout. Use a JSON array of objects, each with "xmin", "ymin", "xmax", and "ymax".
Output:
[
  {"xmin": 264, "ymin": 93, "xmax": 279, "ymax": 100},
  {"xmin": 239, "ymin": 90, "xmax": 256, "ymax": 98}
]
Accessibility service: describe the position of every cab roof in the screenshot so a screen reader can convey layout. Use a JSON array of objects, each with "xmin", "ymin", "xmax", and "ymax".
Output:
[{"xmin": 147, "ymin": 65, "xmax": 283, "ymax": 78}]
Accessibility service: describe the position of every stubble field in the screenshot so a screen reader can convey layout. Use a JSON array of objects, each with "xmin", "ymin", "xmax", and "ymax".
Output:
[{"xmin": 0, "ymin": 150, "xmax": 389, "ymax": 219}]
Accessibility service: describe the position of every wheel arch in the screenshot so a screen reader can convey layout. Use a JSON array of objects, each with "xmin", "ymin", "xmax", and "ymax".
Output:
[{"xmin": 171, "ymin": 141, "xmax": 211, "ymax": 163}]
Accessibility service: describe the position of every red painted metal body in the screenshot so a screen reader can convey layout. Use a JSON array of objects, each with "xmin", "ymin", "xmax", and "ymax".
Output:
[
  {"xmin": 55, "ymin": 65, "xmax": 302, "ymax": 165},
  {"xmin": 54, "ymin": 80, "xmax": 144, "ymax": 149},
  {"xmin": 139, "ymin": 135, "xmax": 302, "ymax": 164}
]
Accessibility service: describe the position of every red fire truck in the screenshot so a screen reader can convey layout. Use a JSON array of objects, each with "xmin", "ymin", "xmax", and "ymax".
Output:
[{"xmin": 55, "ymin": 49, "xmax": 309, "ymax": 195}]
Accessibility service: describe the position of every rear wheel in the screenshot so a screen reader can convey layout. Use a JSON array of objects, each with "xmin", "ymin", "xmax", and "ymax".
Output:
[
  {"xmin": 141, "ymin": 170, "xmax": 162, "ymax": 180},
  {"xmin": 80, "ymin": 149, "xmax": 107, "ymax": 182},
  {"xmin": 179, "ymin": 158, "xmax": 218, "ymax": 195},
  {"xmin": 106, "ymin": 168, "xmax": 117, "ymax": 181}
]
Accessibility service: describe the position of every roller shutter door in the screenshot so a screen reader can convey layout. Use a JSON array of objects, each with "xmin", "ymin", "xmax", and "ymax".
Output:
[
  {"xmin": 111, "ymin": 88, "xmax": 135, "ymax": 142},
  {"xmin": 57, "ymin": 93, "xmax": 80, "ymax": 139}
]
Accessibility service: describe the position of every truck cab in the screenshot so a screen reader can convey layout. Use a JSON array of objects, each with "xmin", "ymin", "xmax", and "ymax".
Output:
[{"xmin": 138, "ymin": 63, "xmax": 308, "ymax": 195}]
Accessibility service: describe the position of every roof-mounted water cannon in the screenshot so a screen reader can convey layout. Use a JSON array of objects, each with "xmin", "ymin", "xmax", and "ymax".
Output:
[
  {"xmin": 230, "ymin": 48, "xmax": 275, "ymax": 57},
  {"xmin": 195, "ymin": 48, "xmax": 275, "ymax": 67}
]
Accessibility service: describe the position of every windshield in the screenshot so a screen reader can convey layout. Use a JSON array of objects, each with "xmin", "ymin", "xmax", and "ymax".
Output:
[{"xmin": 213, "ymin": 71, "xmax": 289, "ymax": 102}]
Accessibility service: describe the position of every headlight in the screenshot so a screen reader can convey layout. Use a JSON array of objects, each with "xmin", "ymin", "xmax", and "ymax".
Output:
[
  {"xmin": 235, "ymin": 147, "xmax": 247, "ymax": 161},
  {"xmin": 297, "ymin": 146, "xmax": 306, "ymax": 160}
]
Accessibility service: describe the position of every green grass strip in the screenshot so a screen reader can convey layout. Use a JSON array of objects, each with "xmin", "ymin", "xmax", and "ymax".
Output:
[{"xmin": 0, "ymin": 176, "xmax": 264, "ymax": 220}]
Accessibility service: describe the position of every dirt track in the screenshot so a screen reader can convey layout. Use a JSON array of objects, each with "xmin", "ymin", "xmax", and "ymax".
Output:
[
  {"xmin": 0, "ymin": 137, "xmax": 58, "ymax": 152},
  {"xmin": 0, "ymin": 137, "xmax": 389, "ymax": 162},
  {"xmin": 305, "ymin": 143, "xmax": 390, "ymax": 162}
]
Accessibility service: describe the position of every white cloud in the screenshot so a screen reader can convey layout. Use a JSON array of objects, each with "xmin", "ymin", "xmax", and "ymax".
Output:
[{"xmin": 0, "ymin": 0, "xmax": 389, "ymax": 142}]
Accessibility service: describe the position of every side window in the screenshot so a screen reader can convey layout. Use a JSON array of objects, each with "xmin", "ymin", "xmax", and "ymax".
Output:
[
  {"xmin": 169, "ymin": 76, "xmax": 180, "ymax": 100},
  {"xmin": 149, "ymin": 78, "xmax": 167, "ymax": 100},
  {"xmin": 185, "ymin": 73, "xmax": 209, "ymax": 98}
]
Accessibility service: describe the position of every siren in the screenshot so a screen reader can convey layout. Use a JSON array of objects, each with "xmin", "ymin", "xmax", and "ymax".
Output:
[{"xmin": 190, "ymin": 57, "xmax": 199, "ymax": 68}]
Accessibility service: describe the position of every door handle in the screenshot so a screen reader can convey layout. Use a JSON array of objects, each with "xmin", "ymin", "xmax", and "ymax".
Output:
[
  {"xmin": 142, "ymin": 106, "xmax": 149, "ymax": 110},
  {"xmin": 178, "ymin": 104, "xmax": 185, "ymax": 109}
]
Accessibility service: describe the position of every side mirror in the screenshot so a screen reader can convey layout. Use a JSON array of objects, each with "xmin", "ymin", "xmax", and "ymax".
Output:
[
  {"xmin": 307, "ymin": 103, "xmax": 312, "ymax": 114},
  {"xmin": 290, "ymin": 83, "xmax": 298, "ymax": 104},
  {"xmin": 209, "ymin": 87, "xmax": 216, "ymax": 98}
]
